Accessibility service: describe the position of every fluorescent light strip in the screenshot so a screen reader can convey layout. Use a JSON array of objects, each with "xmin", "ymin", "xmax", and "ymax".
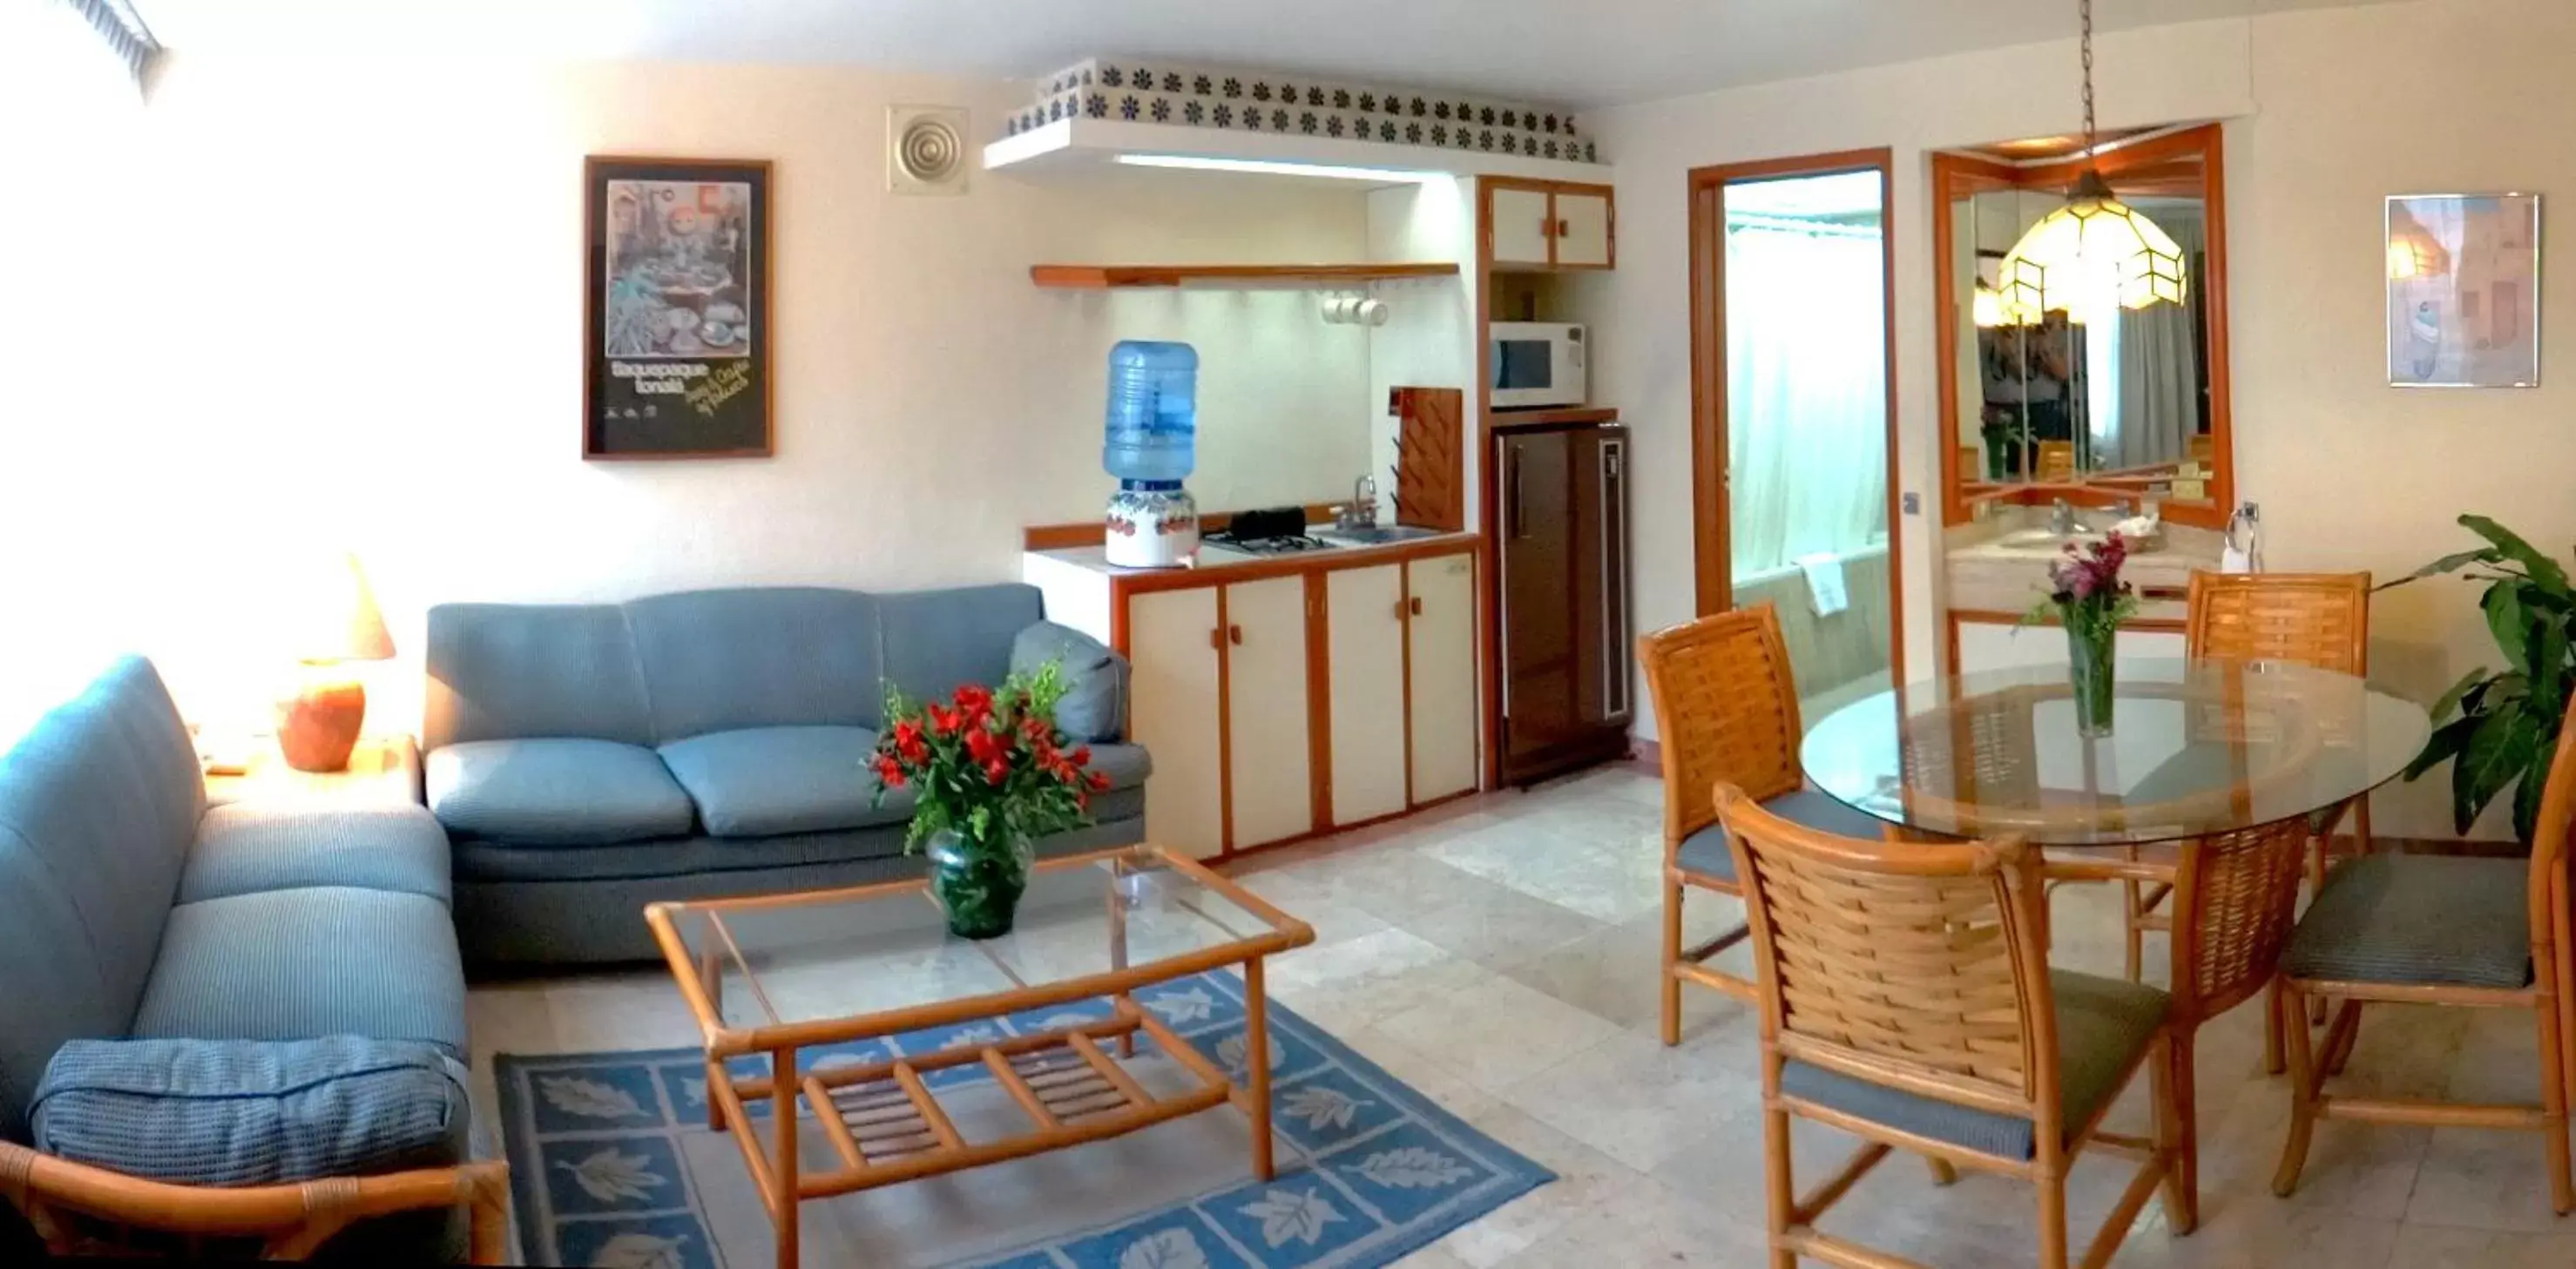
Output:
[{"xmin": 1115, "ymin": 153, "xmax": 1443, "ymax": 184}]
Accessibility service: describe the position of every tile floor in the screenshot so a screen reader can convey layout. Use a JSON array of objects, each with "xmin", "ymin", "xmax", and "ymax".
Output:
[{"xmin": 467, "ymin": 766, "xmax": 2574, "ymax": 1266}]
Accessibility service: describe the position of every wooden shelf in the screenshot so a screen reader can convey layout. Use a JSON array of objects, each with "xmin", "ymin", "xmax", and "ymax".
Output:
[
  {"xmin": 1031, "ymin": 263, "xmax": 1458, "ymax": 290},
  {"xmin": 1490, "ymin": 406, "xmax": 1619, "ymax": 430}
]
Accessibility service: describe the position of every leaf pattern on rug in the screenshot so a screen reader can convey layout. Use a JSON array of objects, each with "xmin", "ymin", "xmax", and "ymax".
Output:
[
  {"xmin": 557, "ymin": 1148, "xmax": 666, "ymax": 1204},
  {"xmin": 591, "ymin": 1231, "xmax": 690, "ymax": 1269},
  {"xmin": 1216, "ymin": 1031, "xmax": 1283, "ymax": 1079},
  {"xmin": 1145, "ymin": 987, "xmax": 1215, "ymax": 1023},
  {"xmin": 541, "ymin": 1076, "xmax": 646, "ymax": 1120},
  {"xmin": 1239, "ymin": 1188, "xmax": 1344, "ymax": 1248},
  {"xmin": 1280, "ymin": 1085, "xmax": 1371, "ymax": 1131},
  {"xmin": 1355, "ymin": 1146, "xmax": 1471, "ymax": 1189},
  {"xmin": 1031, "ymin": 1011, "xmax": 1099, "ymax": 1031},
  {"xmin": 679, "ymin": 1077, "xmax": 707, "ymax": 1107},
  {"xmin": 1114, "ymin": 1226, "xmax": 1211, "ymax": 1269},
  {"xmin": 939, "ymin": 1024, "xmax": 1002, "ymax": 1050}
]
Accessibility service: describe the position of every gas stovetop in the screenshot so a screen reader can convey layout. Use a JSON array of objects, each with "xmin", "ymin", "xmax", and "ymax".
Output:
[
  {"xmin": 1205, "ymin": 506, "xmax": 1333, "ymax": 555},
  {"xmin": 1204, "ymin": 531, "xmax": 1334, "ymax": 555}
]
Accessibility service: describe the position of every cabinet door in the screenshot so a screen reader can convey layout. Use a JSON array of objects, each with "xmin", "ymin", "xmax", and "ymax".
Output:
[
  {"xmin": 1408, "ymin": 551, "xmax": 1481, "ymax": 802},
  {"xmin": 1552, "ymin": 187, "xmax": 1614, "ymax": 268},
  {"xmin": 1327, "ymin": 564, "xmax": 1408, "ymax": 826},
  {"xmin": 1127, "ymin": 587, "xmax": 1224, "ymax": 859},
  {"xmin": 1223, "ymin": 576, "xmax": 1315, "ymax": 850},
  {"xmin": 1490, "ymin": 186, "xmax": 1553, "ymax": 267}
]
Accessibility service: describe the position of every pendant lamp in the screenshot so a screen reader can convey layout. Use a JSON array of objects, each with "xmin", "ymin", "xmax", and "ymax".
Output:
[{"xmin": 1997, "ymin": 0, "xmax": 2187, "ymax": 316}]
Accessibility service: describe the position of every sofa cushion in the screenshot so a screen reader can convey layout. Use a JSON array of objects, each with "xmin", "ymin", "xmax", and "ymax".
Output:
[
  {"xmin": 1677, "ymin": 786, "xmax": 1889, "ymax": 883},
  {"xmin": 426, "ymin": 739, "xmax": 694, "ymax": 846},
  {"xmin": 1083, "ymin": 742, "xmax": 1153, "ymax": 793},
  {"xmin": 423, "ymin": 602, "xmax": 653, "ymax": 749},
  {"xmin": 0, "ymin": 656, "xmax": 203, "ymax": 1140},
  {"xmin": 179, "ymin": 803, "xmax": 453, "ymax": 907},
  {"xmin": 1012, "ymin": 622, "xmax": 1129, "ymax": 742},
  {"xmin": 880, "ymin": 584, "xmax": 1045, "ymax": 705},
  {"xmin": 30, "ymin": 1036, "xmax": 469, "ymax": 1187},
  {"xmin": 624, "ymin": 588, "xmax": 886, "ymax": 740},
  {"xmin": 1780, "ymin": 970, "xmax": 2169, "ymax": 1159},
  {"xmin": 132, "ymin": 888, "xmax": 468, "ymax": 1058},
  {"xmin": 2284, "ymin": 854, "xmax": 2532, "ymax": 989},
  {"xmin": 658, "ymin": 726, "xmax": 908, "ymax": 837}
]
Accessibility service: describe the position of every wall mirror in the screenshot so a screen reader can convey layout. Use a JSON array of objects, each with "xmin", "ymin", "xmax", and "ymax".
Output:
[{"xmin": 1933, "ymin": 123, "xmax": 2232, "ymax": 530}]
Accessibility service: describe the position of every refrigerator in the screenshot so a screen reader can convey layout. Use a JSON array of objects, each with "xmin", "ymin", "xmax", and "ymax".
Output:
[{"xmin": 1496, "ymin": 421, "xmax": 1633, "ymax": 785}]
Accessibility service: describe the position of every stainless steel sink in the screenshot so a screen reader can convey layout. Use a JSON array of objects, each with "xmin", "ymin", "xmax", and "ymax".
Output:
[{"xmin": 1316, "ymin": 524, "xmax": 1448, "ymax": 547}]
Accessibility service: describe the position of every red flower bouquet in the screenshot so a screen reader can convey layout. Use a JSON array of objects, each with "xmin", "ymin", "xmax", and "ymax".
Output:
[{"xmin": 871, "ymin": 664, "xmax": 1110, "ymax": 937}]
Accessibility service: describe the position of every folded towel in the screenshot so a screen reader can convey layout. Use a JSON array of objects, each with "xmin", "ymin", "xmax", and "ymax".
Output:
[{"xmin": 1797, "ymin": 552, "xmax": 1849, "ymax": 618}]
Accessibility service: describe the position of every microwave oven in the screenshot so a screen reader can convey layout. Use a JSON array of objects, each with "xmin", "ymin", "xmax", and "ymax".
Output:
[{"xmin": 1490, "ymin": 321, "xmax": 1586, "ymax": 409}]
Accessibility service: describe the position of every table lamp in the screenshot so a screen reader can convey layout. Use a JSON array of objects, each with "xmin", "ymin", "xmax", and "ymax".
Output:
[{"xmin": 274, "ymin": 553, "xmax": 395, "ymax": 772}]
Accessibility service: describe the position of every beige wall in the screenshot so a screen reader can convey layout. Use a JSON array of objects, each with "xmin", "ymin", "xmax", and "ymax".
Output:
[
  {"xmin": 5, "ymin": 57, "xmax": 1387, "ymax": 732},
  {"xmin": 1589, "ymin": 0, "xmax": 2574, "ymax": 839}
]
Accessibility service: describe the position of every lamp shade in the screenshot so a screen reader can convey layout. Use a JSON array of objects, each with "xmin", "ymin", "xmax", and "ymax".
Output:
[
  {"xmin": 289, "ymin": 553, "xmax": 395, "ymax": 664},
  {"xmin": 1998, "ymin": 173, "xmax": 2188, "ymax": 315}
]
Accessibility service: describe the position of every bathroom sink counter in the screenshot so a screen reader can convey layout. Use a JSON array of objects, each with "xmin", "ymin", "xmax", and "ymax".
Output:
[{"xmin": 1944, "ymin": 515, "xmax": 2225, "ymax": 617}]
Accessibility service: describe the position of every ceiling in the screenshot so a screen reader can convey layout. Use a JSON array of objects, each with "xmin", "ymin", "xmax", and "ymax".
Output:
[{"xmin": 139, "ymin": 0, "xmax": 2390, "ymax": 109}]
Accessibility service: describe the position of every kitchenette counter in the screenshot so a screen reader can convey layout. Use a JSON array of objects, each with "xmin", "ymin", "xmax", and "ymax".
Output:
[{"xmin": 1025, "ymin": 526, "xmax": 1478, "ymax": 580}]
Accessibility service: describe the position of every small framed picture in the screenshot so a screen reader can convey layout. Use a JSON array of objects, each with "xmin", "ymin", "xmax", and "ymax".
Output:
[
  {"xmin": 584, "ymin": 156, "xmax": 774, "ymax": 457},
  {"xmin": 2386, "ymin": 192, "xmax": 2541, "ymax": 388}
]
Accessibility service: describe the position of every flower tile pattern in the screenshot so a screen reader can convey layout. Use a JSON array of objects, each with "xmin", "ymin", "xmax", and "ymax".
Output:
[
  {"xmin": 1000, "ymin": 58, "xmax": 1602, "ymax": 167},
  {"xmin": 495, "ymin": 969, "xmax": 1550, "ymax": 1268}
]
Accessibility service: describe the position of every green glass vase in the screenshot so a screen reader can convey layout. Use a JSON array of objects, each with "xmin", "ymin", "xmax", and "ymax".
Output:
[
  {"xmin": 2066, "ymin": 623, "xmax": 2118, "ymax": 738},
  {"xmin": 925, "ymin": 827, "xmax": 1037, "ymax": 940}
]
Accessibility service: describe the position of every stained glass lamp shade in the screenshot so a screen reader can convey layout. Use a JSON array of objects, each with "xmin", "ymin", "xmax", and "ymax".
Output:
[{"xmin": 1998, "ymin": 169, "xmax": 2187, "ymax": 316}]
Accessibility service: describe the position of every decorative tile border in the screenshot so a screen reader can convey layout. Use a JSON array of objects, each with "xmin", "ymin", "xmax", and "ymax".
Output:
[{"xmin": 1004, "ymin": 57, "xmax": 1602, "ymax": 165}]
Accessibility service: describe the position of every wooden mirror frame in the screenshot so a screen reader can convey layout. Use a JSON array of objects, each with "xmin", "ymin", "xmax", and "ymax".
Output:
[{"xmin": 1932, "ymin": 123, "xmax": 2233, "ymax": 530}]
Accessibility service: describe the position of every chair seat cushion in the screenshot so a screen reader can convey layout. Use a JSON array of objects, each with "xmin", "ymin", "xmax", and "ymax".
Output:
[
  {"xmin": 2283, "ymin": 854, "xmax": 2532, "ymax": 989},
  {"xmin": 30, "ymin": 1036, "xmax": 469, "ymax": 1188},
  {"xmin": 658, "ymin": 726, "xmax": 906, "ymax": 838},
  {"xmin": 1781, "ymin": 970, "xmax": 2170, "ymax": 1160},
  {"xmin": 1677, "ymin": 786, "xmax": 1888, "ymax": 882},
  {"xmin": 426, "ymin": 739, "xmax": 694, "ymax": 846},
  {"xmin": 179, "ymin": 803, "xmax": 452, "ymax": 907},
  {"xmin": 132, "ymin": 888, "xmax": 468, "ymax": 1058}
]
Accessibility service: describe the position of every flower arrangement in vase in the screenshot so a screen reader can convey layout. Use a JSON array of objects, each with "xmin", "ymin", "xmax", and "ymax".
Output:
[
  {"xmin": 870, "ymin": 664, "xmax": 1111, "ymax": 939},
  {"xmin": 2026, "ymin": 535, "xmax": 2140, "ymax": 737}
]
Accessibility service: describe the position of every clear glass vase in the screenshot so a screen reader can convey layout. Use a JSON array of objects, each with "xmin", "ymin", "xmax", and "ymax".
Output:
[
  {"xmin": 924, "ymin": 827, "xmax": 1037, "ymax": 940},
  {"xmin": 2066, "ymin": 623, "xmax": 2118, "ymax": 738}
]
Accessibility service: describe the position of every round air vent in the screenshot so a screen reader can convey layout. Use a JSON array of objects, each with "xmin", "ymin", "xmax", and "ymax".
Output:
[{"xmin": 889, "ymin": 106, "xmax": 969, "ymax": 194}]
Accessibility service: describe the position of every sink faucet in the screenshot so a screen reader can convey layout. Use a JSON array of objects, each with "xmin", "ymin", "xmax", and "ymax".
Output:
[
  {"xmin": 2050, "ymin": 498, "xmax": 2079, "ymax": 535},
  {"xmin": 1339, "ymin": 476, "xmax": 1380, "ymax": 530}
]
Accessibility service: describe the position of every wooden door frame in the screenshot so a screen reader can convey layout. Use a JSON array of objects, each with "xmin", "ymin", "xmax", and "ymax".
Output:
[{"xmin": 1687, "ymin": 147, "xmax": 1905, "ymax": 686}]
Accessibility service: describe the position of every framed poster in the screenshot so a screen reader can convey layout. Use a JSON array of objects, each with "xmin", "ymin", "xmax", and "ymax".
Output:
[
  {"xmin": 584, "ymin": 156, "xmax": 773, "ymax": 457},
  {"xmin": 2387, "ymin": 192, "xmax": 2541, "ymax": 388}
]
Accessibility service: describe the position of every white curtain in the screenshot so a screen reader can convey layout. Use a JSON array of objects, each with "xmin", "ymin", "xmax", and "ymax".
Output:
[
  {"xmin": 1724, "ymin": 222, "xmax": 1889, "ymax": 577},
  {"xmin": 2103, "ymin": 208, "xmax": 2204, "ymax": 470}
]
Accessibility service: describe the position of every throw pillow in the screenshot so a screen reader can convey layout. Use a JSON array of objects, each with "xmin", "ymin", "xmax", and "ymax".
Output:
[
  {"xmin": 30, "ymin": 1036, "xmax": 470, "ymax": 1188},
  {"xmin": 1011, "ymin": 621, "xmax": 1128, "ymax": 742}
]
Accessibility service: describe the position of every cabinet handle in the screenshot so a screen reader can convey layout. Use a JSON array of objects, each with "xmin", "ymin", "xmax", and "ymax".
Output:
[
  {"xmin": 1227, "ymin": 624, "xmax": 1243, "ymax": 645},
  {"xmin": 1209, "ymin": 627, "xmax": 1223, "ymax": 651},
  {"xmin": 1410, "ymin": 597, "xmax": 1424, "ymax": 617},
  {"xmin": 1558, "ymin": 219, "xmax": 1572, "ymax": 238},
  {"xmin": 1540, "ymin": 217, "xmax": 1554, "ymax": 240}
]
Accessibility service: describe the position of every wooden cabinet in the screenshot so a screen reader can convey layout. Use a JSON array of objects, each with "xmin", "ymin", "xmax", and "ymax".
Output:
[
  {"xmin": 1127, "ymin": 587, "xmax": 1225, "ymax": 858},
  {"xmin": 1951, "ymin": 617, "xmax": 2186, "ymax": 678},
  {"xmin": 1327, "ymin": 565, "xmax": 1409, "ymax": 826},
  {"xmin": 1406, "ymin": 552, "xmax": 1480, "ymax": 802},
  {"xmin": 1112, "ymin": 543, "xmax": 1482, "ymax": 860},
  {"xmin": 1484, "ymin": 179, "xmax": 1616, "ymax": 272},
  {"xmin": 1222, "ymin": 576, "xmax": 1315, "ymax": 851}
]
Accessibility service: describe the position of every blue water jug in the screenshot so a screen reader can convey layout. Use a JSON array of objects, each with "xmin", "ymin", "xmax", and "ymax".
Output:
[{"xmin": 1103, "ymin": 341, "xmax": 1198, "ymax": 486}]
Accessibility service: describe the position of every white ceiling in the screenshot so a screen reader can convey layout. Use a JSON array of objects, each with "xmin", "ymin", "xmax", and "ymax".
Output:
[{"xmin": 135, "ymin": 0, "xmax": 2387, "ymax": 109}]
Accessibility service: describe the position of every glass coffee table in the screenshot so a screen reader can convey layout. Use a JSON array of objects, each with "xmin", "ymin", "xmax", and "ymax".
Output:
[{"xmin": 643, "ymin": 844, "xmax": 1315, "ymax": 1269}]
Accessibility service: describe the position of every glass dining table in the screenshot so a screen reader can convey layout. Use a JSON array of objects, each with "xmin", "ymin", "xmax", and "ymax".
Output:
[{"xmin": 1799, "ymin": 658, "xmax": 2432, "ymax": 847}]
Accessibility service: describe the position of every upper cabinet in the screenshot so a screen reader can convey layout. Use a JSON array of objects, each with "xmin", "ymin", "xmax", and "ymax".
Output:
[
  {"xmin": 1932, "ymin": 124, "xmax": 2232, "ymax": 530},
  {"xmin": 1487, "ymin": 179, "xmax": 1617, "ymax": 272}
]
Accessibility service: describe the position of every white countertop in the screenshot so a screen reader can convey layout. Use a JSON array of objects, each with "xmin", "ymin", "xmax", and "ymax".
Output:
[{"xmin": 1027, "ymin": 526, "xmax": 1477, "ymax": 578}]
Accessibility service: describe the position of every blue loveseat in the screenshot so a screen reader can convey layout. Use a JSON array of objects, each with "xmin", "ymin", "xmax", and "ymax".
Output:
[
  {"xmin": 0, "ymin": 658, "xmax": 490, "ymax": 1259},
  {"xmin": 426, "ymin": 584, "xmax": 1149, "ymax": 964}
]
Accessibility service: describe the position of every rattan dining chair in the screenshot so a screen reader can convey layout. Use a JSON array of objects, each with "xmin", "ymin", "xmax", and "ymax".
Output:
[
  {"xmin": 1640, "ymin": 604, "xmax": 1897, "ymax": 1045},
  {"xmin": 2270, "ymin": 716, "xmax": 2576, "ymax": 1215},
  {"xmin": 1714, "ymin": 786, "xmax": 2184, "ymax": 1269}
]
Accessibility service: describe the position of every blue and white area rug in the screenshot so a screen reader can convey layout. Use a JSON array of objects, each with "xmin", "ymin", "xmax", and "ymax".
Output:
[{"xmin": 496, "ymin": 970, "xmax": 1552, "ymax": 1268}]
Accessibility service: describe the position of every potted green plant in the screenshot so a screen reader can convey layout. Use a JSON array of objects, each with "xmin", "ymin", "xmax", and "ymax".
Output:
[
  {"xmin": 870, "ymin": 664, "xmax": 1111, "ymax": 939},
  {"xmin": 2390, "ymin": 514, "xmax": 2576, "ymax": 840}
]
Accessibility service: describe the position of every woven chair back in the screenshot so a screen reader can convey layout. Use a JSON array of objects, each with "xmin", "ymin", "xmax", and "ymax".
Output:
[{"xmin": 1640, "ymin": 604, "xmax": 1805, "ymax": 843}]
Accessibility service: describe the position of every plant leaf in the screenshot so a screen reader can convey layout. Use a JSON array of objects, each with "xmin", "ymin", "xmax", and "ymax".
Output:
[
  {"xmin": 2460, "ymin": 514, "xmax": 2573, "ymax": 594},
  {"xmin": 2485, "ymin": 583, "xmax": 2532, "ymax": 669},
  {"xmin": 2382, "ymin": 545, "xmax": 2503, "ymax": 590},
  {"xmin": 2516, "ymin": 751, "xmax": 2552, "ymax": 843},
  {"xmin": 2404, "ymin": 714, "xmax": 2482, "ymax": 781},
  {"xmin": 2532, "ymin": 618, "xmax": 2572, "ymax": 718},
  {"xmin": 2429, "ymin": 668, "xmax": 2491, "ymax": 724},
  {"xmin": 2453, "ymin": 700, "xmax": 2539, "ymax": 834}
]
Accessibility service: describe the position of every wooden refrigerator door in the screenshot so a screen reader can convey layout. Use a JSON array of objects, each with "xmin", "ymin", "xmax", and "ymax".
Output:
[{"xmin": 1499, "ymin": 429, "xmax": 1576, "ymax": 766}]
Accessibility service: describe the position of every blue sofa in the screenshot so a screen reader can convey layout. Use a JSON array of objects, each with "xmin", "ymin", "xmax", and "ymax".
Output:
[
  {"xmin": 0, "ymin": 657, "xmax": 482, "ymax": 1258},
  {"xmin": 425, "ymin": 584, "xmax": 1149, "ymax": 964}
]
